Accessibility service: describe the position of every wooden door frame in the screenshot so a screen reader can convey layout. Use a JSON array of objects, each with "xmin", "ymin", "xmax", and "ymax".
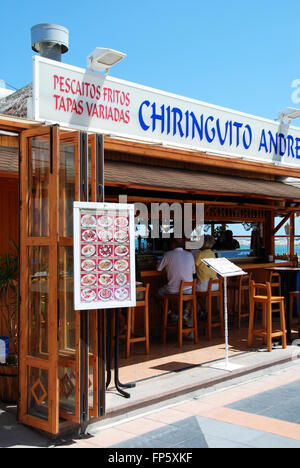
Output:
[
  {"xmin": 19, "ymin": 127, "xmax": 106, "ymax": 434},
  {"xmin": 19, "ymin": 125, "xmax": 60, "ymax": 434}
]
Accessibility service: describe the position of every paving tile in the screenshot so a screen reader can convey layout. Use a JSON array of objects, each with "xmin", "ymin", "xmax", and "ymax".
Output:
[
  {"xmin": 200, "ymin": 406, "xmax": 300, "ymax": 441},
  {"xmin": 90, "ymin": 427, "xmax": 133, "ymax": 447},
  {"xmin": 146, "ymin": 407, "xmax": 187, "ymax": 424},
  {"xmin": 111, "ymin": 417, "xmax": 208, "ymax": 449},
  {"xmin": 174, "ymin": 400, "xmax": 214, "ymax": 415},
  {"xmin": 258, "ymin": 399, "xmax": 300, "ymax": 424},
  {"xmin": 204, "ymin": 434, "xmax": 251, "ymax": 449},
  {"xmin": 103, "ymin": 368, "xmax": 300, "ymax": 449},
  {"xmin": 195, "ymin": 416, "xmax": 264, "ymax": 445},
  {"xmin": 249, "ymin": 433, "xmax": 300, "ymax": 449},
  {"xmin": 104, "ymin": 414, "xmax": 300, "ymax": 449},
  {"xmin": 200, "ymin": 389, "xmax": 249, "ymax": 406},
  {"xmin": 144, "ymin": 424, "xmax": 193, "ymax": 447},
  {"xmin": 117, "ymin": 417, "xmax": 166, "ymax": 435},
  {"xmin": 170, "ymin": 435, "xmax": 209, "ymax": 449},
  {"xmin": 112, "ymin": 435, "xmax": 170, "ymax": 449},
  {"xmin": 187, "ymin": 416, "xmax": 300, "ymax": 448},
  {"xmin": 227, "ymin": 379, "xmax": 300, "ymax": 425}
]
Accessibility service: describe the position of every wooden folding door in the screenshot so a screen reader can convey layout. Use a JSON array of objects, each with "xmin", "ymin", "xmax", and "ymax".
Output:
[
  {"xmin": 19, "ymin": 125, "xmax": 60, "ymax": 434},
  {"xmin": 19, "ymin": 126, "xmax": 105, "ymax": 435}
]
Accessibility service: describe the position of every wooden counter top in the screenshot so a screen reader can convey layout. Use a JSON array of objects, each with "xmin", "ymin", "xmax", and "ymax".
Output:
[
  {"xmin": 141, "ymin": 270, "xmax": 165, "ymax": 278},
  {"xmin": 237, "ymin": 261, "xmax": 292, "ymax": 270},
  {"xmin": 140, "ymin": 261, "xmax": 292, "ymax": 278}
]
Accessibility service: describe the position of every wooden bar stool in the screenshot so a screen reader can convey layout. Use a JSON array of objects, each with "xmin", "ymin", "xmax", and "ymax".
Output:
[
  {"xmin": 162, "ymin": 279, "xmax": 198, "ymax": 348},
  {"xmin": 197, "ymin": 277, "xmax": 224, "ymax": 340},
  {"xmin": 269, "ymin": 271, "xmax": 282, "ymax": 316},
  {"xmin": 234, "ymin": 273, "xmax": 252, "ymax": 329},
  {"xmin": 269, "ymin": 272, "xmax": 282, "ymax": 315},
  {"xmin": 248, "ymin": 280, "xmax": 287, "ymax": 352},
  {"xmin": 269, "ymin": 271, "xmax": 281, "ymax": 295},
  {"xmin": 121, "ymin": 284, "xmax": 150, "ymax": 358}
]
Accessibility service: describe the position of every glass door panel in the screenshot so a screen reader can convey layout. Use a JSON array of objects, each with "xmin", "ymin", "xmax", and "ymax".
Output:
[
  {"xmin": 28, "ymin": 246, "xmax": 49, "ymax": 357},
  {"xmin": 59, "ymin": 140, "xmax": 76, "ymax": 238},
  {"xmin": 58, "ymin": 245, "xmax": 75, "ymax": 352},
  {"xmin": 28, "ymin": 136, "xmax": 50, "ymax": 237},
  {"xmin": 27, "ymin": 367, "xmax": 49, "ymax": 421},
  {"xmin": 59, "ymin": 366, "xmax": 76, "ymax": 418},
  {"xmin": 58, "ymin": 132, "xmax": 80, "ymax": 423}
]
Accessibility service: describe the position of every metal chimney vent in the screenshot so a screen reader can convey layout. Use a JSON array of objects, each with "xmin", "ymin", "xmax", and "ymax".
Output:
[{"xmin": 31, "ymin": 23, "xmax": 69, "ymax": 62}]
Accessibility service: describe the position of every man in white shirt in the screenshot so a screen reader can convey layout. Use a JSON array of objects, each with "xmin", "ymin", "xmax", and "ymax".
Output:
[
  {"xmin": 157, "ymin": 238, "xmax": 195, "ymax": 328},
  {"xmin": 157, "ymin": 238, "xmax": 195, "ymax": 295}
]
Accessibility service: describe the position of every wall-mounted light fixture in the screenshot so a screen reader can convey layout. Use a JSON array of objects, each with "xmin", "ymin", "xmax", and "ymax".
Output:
[
  {"xmin": 87, "ymin": 47, "xmax": 126, "ymax": 73},
  {"xmin": 278, "ymin": 107, "xmax": 300, "ymax": 123}
]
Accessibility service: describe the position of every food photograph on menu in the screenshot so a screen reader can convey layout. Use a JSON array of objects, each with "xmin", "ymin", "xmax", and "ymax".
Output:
[{"xmin": 74, "ymin": 202, "xmax": 136, "ymax": 310}]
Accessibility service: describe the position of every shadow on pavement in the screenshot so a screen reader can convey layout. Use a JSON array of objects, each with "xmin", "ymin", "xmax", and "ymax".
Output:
[{"xmin": 0, "ymin": 403, "xmax": 51, "ymax": 448}]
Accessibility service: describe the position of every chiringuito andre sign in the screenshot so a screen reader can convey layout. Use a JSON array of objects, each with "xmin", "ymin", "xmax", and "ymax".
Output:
[{"xmin": 32, "ymin": 55, "xmax": 300, "ymax": 168}]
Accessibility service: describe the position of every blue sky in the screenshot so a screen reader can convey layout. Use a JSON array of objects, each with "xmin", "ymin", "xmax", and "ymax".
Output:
[{"xmin": 1, "ymin": 0, "xmax": 300, "ymax": 125}]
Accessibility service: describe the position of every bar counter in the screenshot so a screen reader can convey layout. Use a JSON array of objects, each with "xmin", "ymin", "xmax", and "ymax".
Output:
[
  {"xmin": 138, "ymin": 260, "xmax": 293, "ymax": 337},
  {"xmin": 140, "ymin": 260, "xmax": 292, "ymax": 278}
]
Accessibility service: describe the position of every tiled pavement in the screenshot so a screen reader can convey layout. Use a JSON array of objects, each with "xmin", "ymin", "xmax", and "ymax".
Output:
[
  {"xmin": 2, "ymin": 324, "xmax": 300, "ymax": 448},
  {"xmin": 56, "ymin": 364, "xmax": 300, "ymax": 448}
]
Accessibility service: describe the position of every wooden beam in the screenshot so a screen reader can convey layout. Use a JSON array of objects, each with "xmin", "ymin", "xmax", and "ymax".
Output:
[
  {"xmin": 290, "ymin": 213, "xmax": 295, "ymax": 256},
  {"xmin": 0, "ymin": 171, "xmax": 18, "ymax": 179},
  {"xmin": 272, "ymin": 214, "xmax": 290, "ymax": 235},
  {"xmin": 0, "ymin": 135, "xmax": 19, "ymax": 147},
  {"xmin": 104, "ymin": 136, "xmax": 300, "ymax": 178},
  {"xmin": 48, "ymin": 124, "xmax": 60, "ymax": 435},
  {"xmin": 105, "ymin": 180, "xmax": 300, "ymax": 203},
  {"xmin": 0, "ymin": 116, "xmax": 40, "ymax": 131}
]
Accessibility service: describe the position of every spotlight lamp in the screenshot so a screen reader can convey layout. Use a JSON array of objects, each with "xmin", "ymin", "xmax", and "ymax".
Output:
[
  {"xmin": 278, "ymin": 107, "xmax": 300, "ymax": 123},
  {"xmin": 87, "ymin": 47, "xmax": 126, "ymax": 73}
]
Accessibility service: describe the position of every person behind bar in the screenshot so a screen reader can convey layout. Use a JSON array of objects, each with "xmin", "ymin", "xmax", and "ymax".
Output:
[
  {"xmin": 157, "ymin": 237, "xmax": 195, "ymax": 325},
  {"xmin": 195, "ymin": 234, "xmax": 219, "ymax": 292},
  {"xmin": 219, "ymin": 230, "xmax": 240, "ymax": 250}
]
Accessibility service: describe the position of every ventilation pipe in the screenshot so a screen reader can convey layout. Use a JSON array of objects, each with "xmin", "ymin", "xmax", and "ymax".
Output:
[{"xmin": 31, "ymin": 23, "xmax": 69, "ymax": 62}]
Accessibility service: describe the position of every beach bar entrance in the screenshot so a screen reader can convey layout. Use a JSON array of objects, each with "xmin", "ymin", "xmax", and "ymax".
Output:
[
  {"xmin": 3, "ymin": 48, "xmax": 300, "ymax": 436},
  {"xmin": 2, "ymin": 113, "xmax": 300, "ymax": 436},
  {"xmin": 5, "ymin": 117, "xmax": 300, "ymax": 437}
]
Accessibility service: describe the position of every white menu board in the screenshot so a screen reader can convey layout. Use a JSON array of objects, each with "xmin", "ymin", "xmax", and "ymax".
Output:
[
  {"xmin": 74, "ymin": 202, "xmax": 136, "ymax": 310},
  {"xmin": 201, "ymin": 257, "xmax": 246, "ymax": 277}
]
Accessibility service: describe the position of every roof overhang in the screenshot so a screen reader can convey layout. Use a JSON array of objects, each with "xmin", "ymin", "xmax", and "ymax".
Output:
[
  {"xmin": 104, "ymin": 136, "xmax": 300, "ymax": 179},
  {"xmin": 0, "ymin": 113, "xmax": 41, "ymax": 131},
  {"xmin": 104, "ymin": 159, "xmax": 300, "ymax": 203}
]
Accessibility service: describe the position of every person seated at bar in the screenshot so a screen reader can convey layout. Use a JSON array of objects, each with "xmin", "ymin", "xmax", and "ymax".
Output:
[
  {"xmin": 156, "ymin": 237, "xmax": 195, "ymax": 324},
  {"xmin": 195, "ymin": 235, "xmax": 219, "ymax": 292},
  {"xmin": 215, "ymin": 229, "xmax": 240, "ymax": 250},
  {"xmin": 195, "ymin": 235, "xmax": 220, "ymax": 321}
]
